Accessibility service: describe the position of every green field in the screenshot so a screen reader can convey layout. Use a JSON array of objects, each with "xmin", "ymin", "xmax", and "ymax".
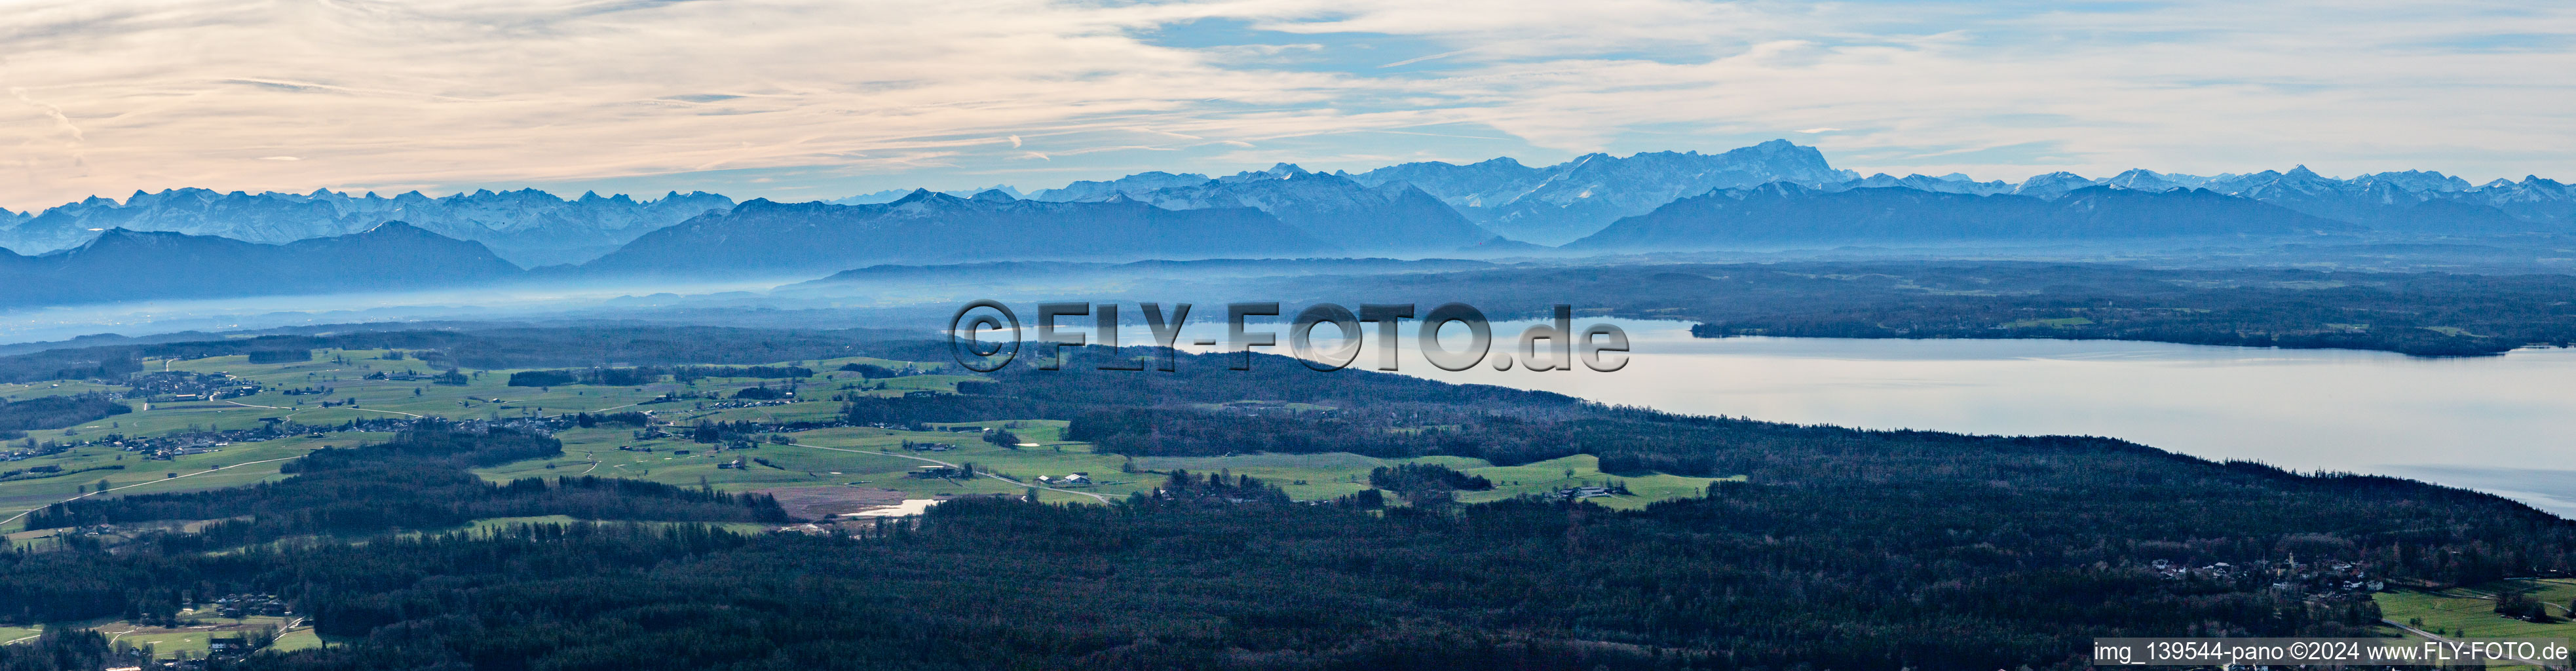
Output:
[
  {"xmin": 3, "ymin": 433, "xmax": 371, "ymax": 533},
  {"xmin": 0, "ymin": 608, "xmax": 317, "ymax": 662},
  {"xmin": 98, "ymin": 609, "xmax": 309, "ymax": 662},
  {"xmin": 2377, "ymin": 579, "xmax": 2576, "ymax": 640},
  {"xmin": 1457, "ymin": 454, "xmax": 1741, "ymax": 509},
  {"xmin": 2, "ymin": 349, "xmax": 962, "ymax": 531},
  {"xmin": 269, "ymin": 628, "xmax": 324, "ymax": 653},
  {"xmin": 0, "ymin": 379, "xmax": 127, "ymax": 402},
  {"xmin": 6, "ymin": 349, "xmax": 1734, "ymax": 536},
  {"xmin": 474, "ymin": 421, "xmax": 1137, "ymax": 503},
  {"xmin": 475, "ymin": 424, "xmax": 1736, "ymax": 509},
  {"xmin": 10, "ymin": 350, "xmax": 962, "ymax": 446}
]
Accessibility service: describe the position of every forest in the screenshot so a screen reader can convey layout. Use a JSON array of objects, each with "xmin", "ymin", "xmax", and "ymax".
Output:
[
  {"xmin": 1, "ymin": 335, "xmax": 2572, "ymax": 670},
  {"xmin": 1272, "ymin": 261, "xmax": 2576, "ymax": 356},
  {"xmin": 0, "ymin": 394, "xmax": 131, "ymax": 437},
  {"xmin": 17, "ymin": 425, "xmax": 784, "ymax": 555},
  {"xmin": 0, "ymin": 463, "xmax": 2444, "ymax": 671},
  {"xmin": 0, "ymin": 325, "xmax": 938, "ymax": 385}
]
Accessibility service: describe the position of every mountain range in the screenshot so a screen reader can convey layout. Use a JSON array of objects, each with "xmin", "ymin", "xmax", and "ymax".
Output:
[
  {"xmin": 0, "ymin": 187, "xmax": 732, "ymax": 267},
  {"xmin": 831, "ymin": 185, "xmax": 1025, "ymax": 204},
  {"xmin": 1813, "ymin": 166, "xmax": 2570, "ymax": 235},
  {"xmin": 571, "ymin": 189, "xmax": 1337, "ymax": 278},
  {"xmin": 3, "ymin": 140, "xmax": 2573, "ymax": 309},
  {"xmin": 1025, "ymin": 163, "xmax": 1496, "ymax": 252},
  {"xmin": 7, "ymin": 140, "xmax": 2570, "ymax": 265},
  {"xmin": 0, "ymin": 223, "xmax": 522, "ymax": 308},
  {"xmin": 1564, "ymin": 184, "xmax": 2355, "ymax": 250},
  {"xmin": 1342, "ymin": 139, "xmax": 1859, "ymax": 245}
]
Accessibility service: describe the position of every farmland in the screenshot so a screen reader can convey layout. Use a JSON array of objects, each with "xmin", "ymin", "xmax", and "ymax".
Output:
[
  {"xmin": 4, "ymin": 345, "xmax": 1732, "ymax": 539},
  {"xmin": 2377, "ymin": 579, "xmax": 2576, "ymax": 640}
]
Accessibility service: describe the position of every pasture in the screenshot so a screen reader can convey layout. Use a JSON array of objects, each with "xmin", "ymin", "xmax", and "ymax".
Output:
[
  {"xmin": 7, "ymin": 347, "xmax": 1734, "ymax": 535},
  {"xmin": 2377, "ymin": 579, "xmax": 2576, "ymax": 640}
]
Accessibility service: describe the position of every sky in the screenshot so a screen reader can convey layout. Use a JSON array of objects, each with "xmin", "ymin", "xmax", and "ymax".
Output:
[{"xmin": 1, "ymin": 0, "xmax": 2571, "ymax": 211}]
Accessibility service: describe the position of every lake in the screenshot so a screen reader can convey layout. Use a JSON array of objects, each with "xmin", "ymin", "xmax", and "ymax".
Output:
[{"xmin": 1247, "ymin": 319, "xmax": 2576, "ymax": 516}]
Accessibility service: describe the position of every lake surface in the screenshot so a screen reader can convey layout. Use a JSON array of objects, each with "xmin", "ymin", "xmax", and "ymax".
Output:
[{"xmin": 1194, "ymin": 319, "xmax": 2576, "ymax": 516}]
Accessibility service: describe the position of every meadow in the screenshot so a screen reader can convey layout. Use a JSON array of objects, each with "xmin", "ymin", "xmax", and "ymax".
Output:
[
  {"xmin": 2377, "ymin": 579, "xmax": 2576, "ymax": 640},
  {"xmin": 5, "ymin": 347, "xmax": 1735, "ymax": 537}
]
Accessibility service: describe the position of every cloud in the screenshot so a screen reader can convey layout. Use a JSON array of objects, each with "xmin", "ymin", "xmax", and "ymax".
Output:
[
  {"xmin": 0, "ymin": 0, "xmax": 2570, "ymax": 208},
  {"xmin": 9, "ymin": 85, "xmax": 89, "ymax": 178},
  {"xmin": 1379, "ymin": 47, "xmax": 1483, "ymax": 68}
]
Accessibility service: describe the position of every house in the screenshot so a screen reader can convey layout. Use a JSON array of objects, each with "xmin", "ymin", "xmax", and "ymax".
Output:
[{"xmin": 208, "ymin": 636, "xmax": 249, "ymax": 657}]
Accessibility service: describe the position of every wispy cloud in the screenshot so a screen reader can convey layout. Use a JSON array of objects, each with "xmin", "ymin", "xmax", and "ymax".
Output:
[
  {"xmin": 0, "ymin": 0, "xmax": 2569, "ymax": 208},
  {"xmin": 1379, "ymin": 47, "xmax": 1483, "ymax": 68}
]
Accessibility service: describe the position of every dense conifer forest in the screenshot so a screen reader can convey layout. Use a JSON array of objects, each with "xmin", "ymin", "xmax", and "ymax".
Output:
[
  {"xmin": 1278, "ymin": 261, "xmax": 2576, "ymax": 356},
  {"xmin": 0, "ymin": 394, "xmax": 130, "ymax": 436}
]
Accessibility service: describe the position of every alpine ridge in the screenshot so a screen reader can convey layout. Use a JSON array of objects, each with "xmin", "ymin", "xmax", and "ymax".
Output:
[
  {"xmin": 1564, "ymin": 184, "xmax": 2357, "ymax": 250},
  {"xmin": 573, "ymin": 189, "xmax": 1338, "ymax": 278},
  {"xmin": 0, "ymin": 222, "xmax": 523, "ymax": 307}
]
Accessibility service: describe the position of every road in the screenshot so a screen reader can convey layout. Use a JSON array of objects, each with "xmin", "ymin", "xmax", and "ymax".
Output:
[
  {"xmin": 786, "ymin": 442, "xmax": 1111, "ymax": 504},
  {"xmin": 225, "ymin": 399, "xmax": 424, "ymax": 419},
  {"xmin": 0, "ymin": 455, "xmax": 305, "ymax": 528}
]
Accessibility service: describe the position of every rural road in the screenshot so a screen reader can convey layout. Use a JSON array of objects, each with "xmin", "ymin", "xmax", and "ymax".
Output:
[
  {"xmin": 787, "ymin": 442, "xmax": 1112, "ymax": 504},
  {"xmin": 226, "ymin": 399, "xmax": 424, "ymax": 419},
  {"xmin": 1, "ymin": 456, "xmax": 305, "ymax": 528}
]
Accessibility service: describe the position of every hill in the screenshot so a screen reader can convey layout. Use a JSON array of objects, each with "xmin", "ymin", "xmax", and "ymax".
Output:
[
  {"xmin": 1347, "ymin": 140, "xmax": 1857, "ymax": 244},
  {"xmin": 0, "ymin": 223, "xmax": 523, "ymax": 307},
  {"xmin": 574, "ymin": 189, "xmax": 1337, "ymax": 278},
  {"xmin": 0, "ymin": 187, "xmax": 732, "ymax": 266},
  {"xmin": 1564, "ymin": 183, "xmax": 2355, "ymax": 250},
  {"xmin": 1105, "ymin": 164, "xmax": 1496, "ymax": 253}
]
